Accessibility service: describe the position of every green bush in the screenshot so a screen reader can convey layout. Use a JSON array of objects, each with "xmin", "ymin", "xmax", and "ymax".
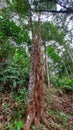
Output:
[
  {"xmin": 50, "ymin": 76, "xmax": 73, "ymax": 92},
  {"xmin": 0, "ymin": 47, "xmax": 30, "ymax": 92},
  {"xmin": 8, "ymin": 120, "xmax": 24, "ymax": 130},
  {"xmin": 59, "ymin": 78, "xmax": 73, "ymax": 92},
  {"xmin": 0, "ymin": 60, "xmax": 29, "ymax": 92}
]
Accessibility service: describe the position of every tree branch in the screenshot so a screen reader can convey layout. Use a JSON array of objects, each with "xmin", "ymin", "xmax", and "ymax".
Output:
[
  {"xmin": 37, "ymin": 0, "xmax": 73, "ymax": 14},
  {"xmin": 35, "ymin": 9, "xmax": 73, "ymax": 14}
]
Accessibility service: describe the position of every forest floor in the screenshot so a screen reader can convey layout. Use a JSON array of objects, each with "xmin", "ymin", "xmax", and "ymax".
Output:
[
  {"xmin": 44, "ymin": 87, "xmax": 73, "ymax": 130},
  {"xmin": 0, "ymin": 87, "xmax": 73, "ymax": 130}
]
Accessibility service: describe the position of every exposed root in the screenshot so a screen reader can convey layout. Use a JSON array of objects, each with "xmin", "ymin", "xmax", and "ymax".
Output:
[
  {"xmin": 23, "ymin": 107, "xmax": 49, "ymax": 130},
  {"xmin": 34, "ymin": 117, "xmax": 40, "ymax": 127},
  {"xmin": 24, "ymin": 113, "xmax": 35, "ymax": 130},
  {"xmin": 23, "ymin": 103, "xmax": 35, "ymax": 130}
]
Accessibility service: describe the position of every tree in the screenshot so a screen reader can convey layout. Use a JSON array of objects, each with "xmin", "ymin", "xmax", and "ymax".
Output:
[
  {"xmin": 44, "ymin": 43, "xmax": 51, "ymax": 88},
  {"xmin": 1, "ymin": 1, "xmax": 48, "ymax": 129},
  {"xmin": 1, "ymin": 0, "xmax": 73, "ymax": 129},
  {"xmin": 24, "ymin": 15, "xmax": 48, "ymax": 130}
]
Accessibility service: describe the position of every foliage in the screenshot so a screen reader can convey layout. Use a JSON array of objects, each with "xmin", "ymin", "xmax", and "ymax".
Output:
[
  {"xmin": 0, "ymin": 51, "xmax": 30, "ymax": 92},
  {"xmin": 0, "ymin": 41, "xmax": 15, "ymax": 61},
  {"xmin": 47, "ymin": 46, "xmax": 61, "ymax": 62},
  {"xmin": 59, "ymin": 78, "xmax": 73, "ymax": 92},
  {"xmin": 41, "ymin": 22, "xmax": 65, "ymax": 44},
  {"xmin": 0, "ymin": 15, "xmax": 30, "ymax": 93},
  {"xmin": 50, "ymin": 76, "xmax": 73, "ymax": 92},
  {"xmin": 14, "ymin": 0, "xmax": 30, "ymax": 16},
  {"xmin": 6, "ymin": 0, "xmax": 30, "ymax": 17},
  {"xmin": 50, "ymin": 76, "xmax": 59, "ymax": 87},
  {"xmin": 15, "ymin": 87, "xmax": 28, "ymax": 102},
  {"xmin": 0, "ymin": 18, "xmax": 31, "ymax": 44},
  {"xmin": 8, "ymin": 120, "xmax": 24, "ymax": 130}
]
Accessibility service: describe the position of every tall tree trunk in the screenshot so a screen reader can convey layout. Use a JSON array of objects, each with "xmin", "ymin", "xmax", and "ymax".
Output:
[
  {"xmin": 24, "ymin": 16, "xmax": 48, "ymax": 130},
  {"xmin": 44, "ymin": 43, "xmax": 50, "ymax": 88},
  {"xmin": 23, "ymin": 15, "xmax": 36, "ymax": 130}
]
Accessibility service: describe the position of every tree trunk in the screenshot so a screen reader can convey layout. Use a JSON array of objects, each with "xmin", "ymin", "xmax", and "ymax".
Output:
[
  {"xmin": 24, "ymin": 16, "xmax": 48, "ymax": 130},
  {"xmin": 44, "ymin": 43, "xmax": 50, "ymax": 88}
]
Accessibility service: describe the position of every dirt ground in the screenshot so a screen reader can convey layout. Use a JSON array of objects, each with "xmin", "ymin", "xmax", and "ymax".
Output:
[
  {"xmin": 0, "ymin": 88, "xmax": 73, "ymax": 130},
  {"xmin": 45, "ymin": 88, "xmax": 73, "ymax": 130}
]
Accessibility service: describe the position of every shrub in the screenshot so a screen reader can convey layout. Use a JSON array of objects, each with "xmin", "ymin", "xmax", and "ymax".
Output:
[
  {"xmin": 0, "ymin": 59, "xmax": 29, "ymax": 92},
  {"xmin": 50, "ymin": 76, "xmax": 73, "ymax": 92},
  {"xmin": 59, "ymin": 78, "xmax": 73, "ymax": 92},
  {"xmin": 8, "ymin": 120, "xmax": 24, "ymax": 130}
]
